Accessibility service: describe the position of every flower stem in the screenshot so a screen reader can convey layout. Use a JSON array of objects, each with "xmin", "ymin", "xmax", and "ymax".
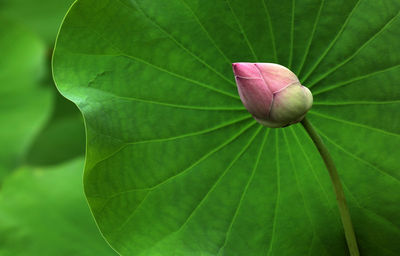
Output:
[{"xmin": 300, "ymin": 117, "xmax": 360, "ymax": 256}]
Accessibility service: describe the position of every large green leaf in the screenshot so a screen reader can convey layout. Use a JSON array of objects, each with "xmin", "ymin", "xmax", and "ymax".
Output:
[
  {"xmin": 0, "ymin": 18, "xmax": 53, "ymax": 180},
  {"xmin": 53, "ymin": 0, "xmax": 400, "ymax": 255},
  {"xmin": 0, "ymin": 158, "xmax": 116, "ymax": 255}
]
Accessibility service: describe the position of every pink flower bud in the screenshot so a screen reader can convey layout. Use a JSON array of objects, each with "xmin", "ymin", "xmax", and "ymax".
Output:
[{"xmin": 232, "ymin": 62, "xmax": 313, "ymax": 128}]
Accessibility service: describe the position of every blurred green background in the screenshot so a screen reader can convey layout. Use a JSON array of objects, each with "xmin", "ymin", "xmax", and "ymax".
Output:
[{"xmin": 0, "ymin": 0, "xmax": 116, "ymax": 254}]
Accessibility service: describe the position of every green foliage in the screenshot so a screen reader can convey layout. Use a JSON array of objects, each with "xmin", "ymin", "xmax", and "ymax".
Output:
[
  {"xmin": 0, "ymin": 0, "xmax": 75, "ymax": 43},
  {"xmin": 26, "ymin": 94, "xmax": 86, "ymax": 166},
  {"xmin": 0, "ymin": 1, "xmax": 114, "ymax": 255},
  {"xmin": 0, "ymin": 1, "xmax": 85, "ymax": 174},
  {"xmin": 53, "ymin": 0, "xmax": 400, "ymax": 255},
  {"xmin": 0, "ymin": 18, "xmax": 53, "ymax": 180},
  {"xmin": 0, "ymin": 158, "xmax": 116, "ymax": 256}
]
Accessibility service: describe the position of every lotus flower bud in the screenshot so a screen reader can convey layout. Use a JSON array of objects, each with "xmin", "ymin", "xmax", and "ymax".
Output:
[{"xmin": 232, "ymin": 62, "xmax": 313, "ymax": 128}]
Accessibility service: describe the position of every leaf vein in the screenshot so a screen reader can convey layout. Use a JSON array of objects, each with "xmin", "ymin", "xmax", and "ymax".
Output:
[
  {"xmin": 288, "ymin": 0, "xmax": 295, "ymax": 69},
  {"xmin": 309, "ymin": 111, "xmax": 400, "ymax": 138},
  {"xmin": 261, "ymin": 0, "xmax": 278, "ymax": 62},
  {"xmin": 312, "ymin": 64, "xmax": 400, "ymax": 96},
  {"xmin": 176, "ymin": 126, "xmax": 264, "ymax": 238},
  {"xmin": 307, "ymin": 10, "xmax": 400, "ymax": 88},
  {"xmin": 179, "ymin": 0, "xmax": 233, "ymax": 66},
  {"xmin": 266, "ymin": 129, "xmax": 281, "ymax": 256},
  {"xmin": 314, "ymin": 127, "xmax": 400, "ymax": 184},
  {"xmin": 79, "ymin": 85, "xmax": 244, "ymax": 110},
  {"xmin": 111, "ymin": 121, "xmax": 258, "ymax": 233},
  {"xmin": 283, "ymin": 129, "xmax": 330, "ymax": 256},
  {"xmin": 225, "ymin": 0, "xmax": 259, "ymax": 61},
  {"xmin": 78, "ymin": 29, "xmax": 240, "ymax": 100},
  {"xmin": 300, "ymin": 0, "xmax": 362, "ymax": 83},
  {"xmin": 121, "ymin": 54, "xmax": 240, "ymax": 99},
  {"xmin": 217, "ymin": 128, "xmax": 269, "ymax": 255},
  {"xmin": 313, "ymin": 100, "xmax": 400, "ymax": 106},
  {"xmin": 290, "ymin": 126, "xmax": 335, "ymax": 210},
  {"xmin": 296, "ymin": 0, "xmax": 325, "ymax": 75},
  {"xmin": 125, "ymin": 0, "xmax": 236, "ymax": 86},
  {"xmin": 87, "ymin": 115, "xmax": 252, "ymax": 173}
]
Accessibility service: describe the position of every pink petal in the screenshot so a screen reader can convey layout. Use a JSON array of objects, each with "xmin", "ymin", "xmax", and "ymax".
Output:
[
  {"xmin": 235, "ymin": 76, "xmax": 273, "ymax": 119},
  {"xmin": 254, "ymin": 63, "xmax": 299, "ymax": 93},
  {"xmin": 232, "ymin": 63, "xmax": 261, "ymax": 78}
]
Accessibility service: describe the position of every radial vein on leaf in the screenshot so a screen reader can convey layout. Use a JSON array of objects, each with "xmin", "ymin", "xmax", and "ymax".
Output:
[
  {"xmin": 225, "ymin": 0, "xmax": 259, "ymax": 61},
  {"xmin": 342, "ymin": 182, "xmax": 400, "ymax": 234},
  {"xmin": 81, "ymin": 85, "xmax": 244, "ymax": 111},
  {"xmin": 120, "ymin": 0, "xmax": 237, "ymax": 86},
  {"xmin": 217, "ymin": 128, "xmax": 269, "ymax": 255},
  {"xmin": 261, "ymin": 0, "xmax": 278, "ymax": 62},
  {"xmin": 266, "ymin": 129, "xmax": 281, "ymax": 256},
  {"xmin": 283, "ymin": 129, "xmax": 330, "ymax": 256},
  {"xmin": 102, "ymin": 121, "xmax": 257, "ymax": 206},
  {"xmin": 288, "ymin": 0, "xmax": 295, "ymax": 69},
  {"xmin": 337, "ymin": 184, "xmax": 397, "ymax": 250},
  {"xmin": 175, "ymin": 126, "xmax": 264, "ymax": 238},
  {"xmin": 313, "ymin": 100, "xmax": 400, "ymax": 106},
  {"xmin": 87, "ymin": 115, "xmax": 252, "ymax": 172},
  {"xmin": 300, "ymin": 0, "xmax": 362, "ymax": 83},
  {"xmin": 87, "ymin": 29, "xmax": 240, "ymax": 100},
  {"xmin": 112, "ymin": 121, "xmax": 258, "ymax": 234},
  {"xmin": 108, "ymin": 125, "xmax": 264, "ymax": 250},
  {"xmin": 307, "ymin": 10, "xmax": 400, "ymax": 88},
  {"xmin": 179, "ymin": 0, "xmax": 233, "ymax": 66},
  {"xmin": 121, "ymin": 54, "xmax": 240, "ymax": 99},
  {"xmin": 312, "ymin": 64, "xmax": 400, "ymax": 96},
  {"xmin": 341, "ymin": 182, "xmax": 361, "ymax": 208},
  {"xmin": 290, "ymin": 126, "xmax": 335, "ymax": 211},
  {"xmin": 296, "ymin": 0, "xmax": 325, "ymax": 75},
  {"xmin": 314, "ymin": 126, "xmax": 400, "ymax": 184},
  {"xmin": 309, "ymin": 111, "xmax": 400, "ymax": 138},
  {"xmin": 311, "ymin": 129, "xmax": 400, "ymax": 235}
]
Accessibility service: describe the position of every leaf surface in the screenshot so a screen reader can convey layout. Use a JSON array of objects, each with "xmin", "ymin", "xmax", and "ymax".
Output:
[{"xmin": 53, "ymin": 0, "xmax": 400, "ymax": 255}]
